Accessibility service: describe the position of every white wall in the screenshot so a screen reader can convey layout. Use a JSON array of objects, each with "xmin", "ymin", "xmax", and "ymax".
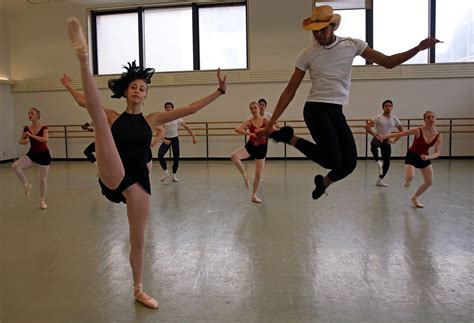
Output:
[{"xmin": 3, "ymin": 0, "xmax": 474, "ymax": 160}]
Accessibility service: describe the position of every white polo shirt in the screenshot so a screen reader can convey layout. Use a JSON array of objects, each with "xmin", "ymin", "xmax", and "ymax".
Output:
[
  {"xmin": 372, "ymin": 114, "xmax": 401, "ymax": 136},
  {"xmin": 162, "ymin": 118, "xmax": 183, "ymax": 138},
  {"xmin": 295, "ymin": 37, "xmax": 368, "ymax": 106}
]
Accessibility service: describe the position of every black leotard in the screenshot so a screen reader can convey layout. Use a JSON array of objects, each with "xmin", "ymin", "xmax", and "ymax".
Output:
[{"xmin": 99, "ymin": 112, "xmax": 152, "ymax": 203}]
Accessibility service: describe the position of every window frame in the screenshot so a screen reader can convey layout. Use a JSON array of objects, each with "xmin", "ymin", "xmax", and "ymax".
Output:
[{"xmin": 90, "ymin": 2, "xmax": 248, "ymax": 75}]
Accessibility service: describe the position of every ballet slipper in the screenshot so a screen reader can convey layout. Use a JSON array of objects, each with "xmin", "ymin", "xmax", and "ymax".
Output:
[
  {"xmin": 404, "ymin": 179, "xmax": 410, "ymax": 188},
  {"xmin": 24, "ymin": 183, "xmax": 32, "ymax": 197},
  {"xmin": 411, "ymin": 196, "xmax": 424, "ymax": 208},
  {"xmin": 40, "ymin": 200, "xmax": 47, "ymax": 210},
  {"xmin": 251, "ymin": 195, "xmax": 262, "ymax": 203},
  {"xmin": 133, "ymin": 284, "xmax": 158, "ymax": 309},
  {"xmin": 66, "ymin": 17, "xmax": 89, "ymax": 63},
  {"xmin": 243, "ymin": 175, "xmax": 250, "ymax": 189}
]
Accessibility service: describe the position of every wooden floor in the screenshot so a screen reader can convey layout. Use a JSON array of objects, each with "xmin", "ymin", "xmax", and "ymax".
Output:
[{"xmin": 0, "ymin": 159, "xmax": 473, "ymax": 322}]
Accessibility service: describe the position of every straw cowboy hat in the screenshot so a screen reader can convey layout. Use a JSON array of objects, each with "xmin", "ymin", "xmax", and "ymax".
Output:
[{"xmin": 302, "ymin": 5, "xmax": 341, "ymax": 31}]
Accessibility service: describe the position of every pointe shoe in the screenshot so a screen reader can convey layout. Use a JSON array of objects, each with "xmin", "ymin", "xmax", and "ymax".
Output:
[
  {"xmin": 251, "ymin": 196, "xmax": 262, "ymax": 203},
  {"xmin": 404, "ymin": 180, "xmax": 410, "ymax": 188},
  {"xmin": 66, "ymin": 17, "xmax": 89, "ymax": 63},
  {"xmin": 40, "ymin": 200, "xmax": 47, "ymax": 210},
  {"xmin": 24, "ymin": 183, "xmax": 32, "ymax": 197},
  {"xmin": 134, "ymin": 285, "xmax": 158, "ymax": 309},
  {"xmin": 411, "ymin": 196, "xmax": 424, "ymax": 208}
]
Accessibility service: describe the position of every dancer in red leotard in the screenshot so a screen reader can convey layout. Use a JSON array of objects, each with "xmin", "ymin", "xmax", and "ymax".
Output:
[
  {"xmin": 12, "ymin": 107, "xmax": 51, "ymax": 209},
  {"xmin": 230, "ymin": 102, "xmax": 268, "ymax": 203},
  {"xmin": 382, "ymin": 111, "xmax": 442, "ymax": 208}
]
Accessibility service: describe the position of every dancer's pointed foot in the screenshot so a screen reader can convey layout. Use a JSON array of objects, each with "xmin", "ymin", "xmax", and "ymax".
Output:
[
  {"xmin": 312, "ymin": 175, "xmax": 327, "ymax": 200},
  {"xmin": 40, "ymin": 200, "xmax": 47, "ymax": 210},
  {"xmin": 134, "ymin": 284, "xmax": 158, "ymax": 309},
  {"xmin": 66, "ymin": 17, "xmax": 89, "ymax": 63},
  {"xmin": 251, "ymin": 195, "xmax": 262, "ymax": 203},
  {"xmin": 24, "ymin": 183, "xmax": 32, "ymax": 197},
  {"xmin": 411, "ymin": 196, "xmax": 424, "ymax": 208},
  {"xmin": 404, "ymin": 179, "xmax": 410, "ymax": 188},
  {"xmin": 268, "ymin": 126, "xmax": 294, "ymax": 144},
  {"xmin": 243, "ymin": 175, "xmax": 250, "ymax": 189}
]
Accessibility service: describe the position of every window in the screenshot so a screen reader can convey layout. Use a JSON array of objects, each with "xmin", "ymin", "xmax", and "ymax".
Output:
[
  {"xmin": 199, "ymin": 5, "xmax": 247, "ymax": 70},
  {"xmin": 373, "ymin": 0, "xmax": 429, "ymax": 64},
  {"xmin": 95, "ymin": 12, "xmax": 139, "ymax": 74},
  {"xmin": 91, "ymin": 3, "xmax": 247, "ymax": 75},
  {"xmin": 436, "ymin": 0, "xmax": 474, "ymax": 62},
  {"xmin": 334, "ymin": 9, "xmax": 366, "ymax": 65},
  {"xmin": 144, "ymin": 8, "xmax": 193, "ymax": 72}
]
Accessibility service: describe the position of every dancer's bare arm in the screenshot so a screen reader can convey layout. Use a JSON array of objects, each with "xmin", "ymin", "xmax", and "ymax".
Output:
[
  {"xmin": 150, "ymin": 126, "xmax": 166, "ymax": 147},
  {"xmin": 361, "ymin": 38, "xmax": 440, "ymax": 69},
  {"xmin": 18, "ymin": 131, "xmax": 29, "ymax": 145},
  {"xmin": 364, "ymin": 119, "xmax": 384, "ymax": 142},
  {"xmin": 181, "ymin": 122, "xmax": 197, "ymax": 144},
  {"xmin": 146, "ymin": 69, "xmax": 227, "ymax": 127},
  {"xmin": 61, "ymin": 73, "xmax": 119, "ymax": 126},
  {"xmin": 260, "ymin": 68, "xmax": 305, "ymax": 137},
  {"xmin": 422, "ymin": 134, "xmax": 443, "ymax": 160},
  {"xmin": 235, "ymin": 120, "xmax": 254, "ymax": 137},
  {"xmin": 382, "ymin": 127, "xmax": 419, "ymax": 140},
  {"xmin": 26, "ymin": 128, "xmax": 49, "ymax": 143}
]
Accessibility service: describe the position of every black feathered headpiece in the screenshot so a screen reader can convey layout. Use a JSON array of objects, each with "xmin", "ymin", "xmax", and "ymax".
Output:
[{"xmin": 108, "ymin": 61, "xmax": 155, "ymax": 99}]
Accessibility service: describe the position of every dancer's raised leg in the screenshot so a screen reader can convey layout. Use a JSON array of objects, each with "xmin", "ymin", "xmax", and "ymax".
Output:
[
  {"xmin": 230, "ymin": 147, "xmax": 250, "ymax": 189},
  {"xmin": 66, "ymin": 17, "xmax": 124, "ymax": 189},
  {"xmin": 11, "ymin": 156, "xmax": 33, "ymax": 196}
]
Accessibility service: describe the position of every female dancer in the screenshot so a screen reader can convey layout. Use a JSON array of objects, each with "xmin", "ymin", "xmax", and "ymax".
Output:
[
  {"xmin": 12, "ymin": 107, "xmax": 51, "ymax": 210},
  {"xmin": 382, "ymin": 111, "xmax": 442, "ymax": 208},
  {"xmin": 158, "ymin": 102, "xmax": 197, "ymax": 182},
  {"xmin": 66, "ymin": 17, "xmax": 226, "ymax": 308},
  {"xmin": 230, "ymin": 102, "xmax": 268, "ymax": 203}
]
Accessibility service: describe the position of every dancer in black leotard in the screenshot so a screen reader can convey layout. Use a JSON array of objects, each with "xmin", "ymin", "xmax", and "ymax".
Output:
[
  {"xmin": 66, "ymin": 17, "xmax": 227, "ymax": 309},
  {"xmin": 230, "ymin": 102, "xmax": 268, "ymax": 203},
  {"xmin": 12, "ymin": 107, "xmax": 51, "ymax": 209}
]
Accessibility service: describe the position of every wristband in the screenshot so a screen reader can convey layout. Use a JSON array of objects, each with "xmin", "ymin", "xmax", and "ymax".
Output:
[{"xmin": 217, "ymin": 87, "xmax": 225, "ymax": 95}]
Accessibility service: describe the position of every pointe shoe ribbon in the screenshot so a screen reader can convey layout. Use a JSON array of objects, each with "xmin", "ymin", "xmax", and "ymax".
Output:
[{"xmin": 66, "ymin": 17, "xmax": 89, "ymax": 63}]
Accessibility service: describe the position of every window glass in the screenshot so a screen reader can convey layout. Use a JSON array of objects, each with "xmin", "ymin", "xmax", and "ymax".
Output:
[
  {"xmin": 144, "ymin": 7, "xmax": 194, "ymax": 72},
  {"xmin": 436, "ymin": 0, "xmax": 474, "ymax": 62},
  {"xmin": 335, "ymin": 9, "xmax": 366, "ymax": 65},
  {"xmin": 199, "ymin": 5, "xmax": 247, "ymax": 70},
  {"xmin": 374, "ymin": 0, "xmax": 429, "ymax": 64},
  {"xmin": 96, "ymin": 13, "xmax": 139, "ymax": 74}
]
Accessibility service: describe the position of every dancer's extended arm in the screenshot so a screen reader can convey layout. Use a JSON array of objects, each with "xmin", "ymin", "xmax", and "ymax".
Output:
[{"xmin": 147, "ymin": 69, "xmax": 227, "ymax": 127}]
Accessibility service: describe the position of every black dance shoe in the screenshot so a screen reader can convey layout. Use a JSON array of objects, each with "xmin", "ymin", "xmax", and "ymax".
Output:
[
  {"xmin": 268, "ymin": 126, "xmax": 294, "ymax": 144},
  {"xmin": 312, "ymin": 175, "xmax": 327, "ymax": 200}
]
